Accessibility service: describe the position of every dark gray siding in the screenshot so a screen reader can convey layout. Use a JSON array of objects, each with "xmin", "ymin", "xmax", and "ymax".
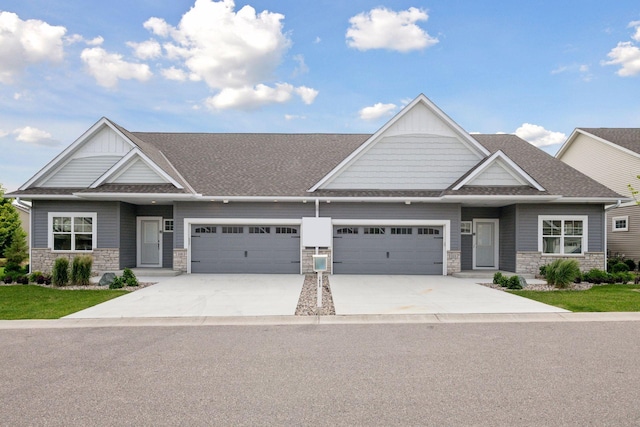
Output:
[
  {"xmin": 137, "ymin": 205, "xmax": 173, "ymax": 268},
  {"xmin": 322, "ymin": 203, "xmax": 461, "ymax": 250},
  {"xmin": 516, "ymin": 204, "xmax": 605, "ymax": 252},
  {"xmin": 119, "ymin": 203, "xmax": 136, "ymax": 268},
  {"xmin": 499, "ymin": 205, "xmax": 516, "ymax": 272},
  {"xmin": 174, "ymin": 202, "xmax": 315, "ymax": 249},
  {"xmin": 32, "ymin": 200, "xmax": 119, "ymax": 248},
  {"xmin": 460, "ymin": 207, "xmax": 500, "ymax": 270}
]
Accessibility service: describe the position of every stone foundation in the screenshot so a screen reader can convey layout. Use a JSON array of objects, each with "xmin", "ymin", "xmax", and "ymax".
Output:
[
  {"xmin": 173, "ymin": 248, "xmax": 187, "ymax": 272},
  {"xmin": 516, "ymin": 251, "xmax": 606, "ymax": 275},
  {"xmin": 31, "ymin": 248, "xmax": 119, "ymax": 273},
  {"xmin": 301, "ymin": 248, "xmax": 332, "ymax": 274},
  {"xmin": 447, "ymin": 250, "xmax": 461, "ymax": 275}
]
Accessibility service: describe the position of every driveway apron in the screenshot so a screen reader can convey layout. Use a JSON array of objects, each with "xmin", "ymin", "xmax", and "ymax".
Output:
[{"xmin": 329, "ymin": 275, "xmax": 568, "ymax": 315}]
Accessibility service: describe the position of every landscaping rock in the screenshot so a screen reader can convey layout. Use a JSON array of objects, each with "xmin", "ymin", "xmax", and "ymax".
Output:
[
  {"xmin": 98, "ymin": 272, "xmax": 116, "ymax": 286},
  {"xmin": 518, "ymin": 276, "xmax": 528, "ymax": 288}
]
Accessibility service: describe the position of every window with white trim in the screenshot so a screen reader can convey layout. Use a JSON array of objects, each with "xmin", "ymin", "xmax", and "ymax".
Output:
[
  {"xmin": 539, "ymin": 216, "xmax": 587, "ymax": 255},
  {"xmin": 460, "ymin": 221, "xmax": 472, "ymax": 235},
  {"xmin": 49, "ymin": 213, "xmax": 97, "ymax": 251},
  {"xmin": 612, "ymin": 216, "xmax": 628, "ymax": 232},
  {"xmin": 164, "ymin": 219, "xmax": 174, "ymax": 232}
]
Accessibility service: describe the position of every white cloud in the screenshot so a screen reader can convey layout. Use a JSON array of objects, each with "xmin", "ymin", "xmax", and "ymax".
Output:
[
  {"xmin": 284, "ymin": 114, "xmax": 306, "ymax": 120},
  {"xmin": 551, "ymin": 63, "xmax": 592, "ymax": 81},
  {"xmin": 0, "ymin": 11, "xmax": 67, "ymax": 84},
  {"xmin": 147, "ymin": 0, "xmax": 291, "ymax": 89},
  {"xmin": 80, "ymin": 47, "xmax": 152, "ymax": 88},
  {"xmin": 629, "ymin": 20, "xmax": 640, "ymax": 42},
  {"xmin": 603, "ymin": 41, "xmax": 640, "ymax": 76},
  {"xmin": 0, "ymin": 129, "xmax": 8, "ymax": 138},
  {"xmin": 292, "ymin": 54, "xmax": 308, "ymax": 77},
  {"xmin": 515, "ymin": 123, "xmax": 566, "ymax": 147},
  {"xmin": 127, "ymin": 39, "xmax": 162, "ymax": 60},
  {"xmin": 161, "ymin": 66, "xmax": 188, "ymax": 81},
  {"xmin": 346, "ymin": 7, "xmax": 438, "ymax": 52},
  {"xmin": 206, "ymin": 83, "xmax": 314, "ymax": 110},
  {"xmin": 359, "ymin": 102, "xmax": 397, "ymax": 120},
  {"xmin": 12, "ymin": 126, "xmax": 58, "ymax": 146}
]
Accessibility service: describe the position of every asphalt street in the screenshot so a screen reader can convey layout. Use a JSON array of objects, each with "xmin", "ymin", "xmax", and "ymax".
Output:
[{"xmin": 2, "ymin": 322, "xmax": 640, "ymax": 426}]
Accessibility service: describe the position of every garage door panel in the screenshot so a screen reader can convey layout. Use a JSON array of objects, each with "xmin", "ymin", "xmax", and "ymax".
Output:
[
  {"xmin": 190, "ymin": 224, "xmax": 300, "ymax": 274},
  {"xmin": 333, "ymin": 225, "xmax": 443, "ymax": 275}
]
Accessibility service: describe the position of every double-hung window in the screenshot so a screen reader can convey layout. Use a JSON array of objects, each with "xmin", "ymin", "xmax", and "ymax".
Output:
[
  {"xmin": 539, "ymin": 215, "xmax": 587, "ymax": 255},
  {"xmin": 49, "ymin": 213, "xmax": 97, "ymax": 251}
]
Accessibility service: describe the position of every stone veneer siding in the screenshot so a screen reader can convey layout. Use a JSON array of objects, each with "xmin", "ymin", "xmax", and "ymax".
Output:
[
  {"xmin": 516, "ymin": 251, "xmax": 606, "ymax": 275},
  {"xmin": 302, "ymin": 248, "xmax": 332, "ymax": 274},
  {"xmin": 173, "ymin": 248, "xmax": 187, "ymax": 272},
  {"xmin": 447, "ymin": 250, "xmax": 461, "ymax": 275},
  {"xmin": 31, "ymin": 248, "xmax": 119, "ymax": 273}
]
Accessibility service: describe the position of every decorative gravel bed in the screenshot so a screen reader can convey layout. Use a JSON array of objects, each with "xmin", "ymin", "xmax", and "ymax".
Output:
[
  {"xmin": 295, "ymin": 274, "xmax": 335, "ymax": 316},
  {"xmin": 0, "ymin": 282, "xmax": 155, "ymax": 291},
  {"xmin": 480, "ymin": 281, "xmax": 599, "ymax": 292}
]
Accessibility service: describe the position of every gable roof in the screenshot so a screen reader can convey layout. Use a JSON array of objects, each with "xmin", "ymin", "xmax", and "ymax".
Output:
[{"xmin": 557, "ymin": 128, "xmax": 640, "ymax": 160}]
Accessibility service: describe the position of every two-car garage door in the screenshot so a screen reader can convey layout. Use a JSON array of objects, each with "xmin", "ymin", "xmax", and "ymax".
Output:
[
  {"xmin": 332, "ymin": 225, "xmax": 444, "ymax": 275},
  {"xmin": 190, "ymin": 224, "xmax": 300, "ymax": 273}
]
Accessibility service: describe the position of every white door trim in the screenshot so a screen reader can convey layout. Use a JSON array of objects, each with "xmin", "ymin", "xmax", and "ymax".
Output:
[
  {"xmin": 472, "ymin": 218, "xmax": 499, "ymax": 270},
  {"xmin": 137, "ymin": 216, "xmax": 163, "ymax": 268}
]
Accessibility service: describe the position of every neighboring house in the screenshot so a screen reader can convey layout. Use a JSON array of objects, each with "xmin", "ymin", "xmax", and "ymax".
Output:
[
  {"xmin": 8, "ymin": 94, "xmax": 622, "ymax": 276},
  {"xmin": 556, "ymin": 128, "xmax": 640, "ymax": 261},
  {"xmin": 11, "ymin": 200, "xmax": 31, "ymax": 250}
]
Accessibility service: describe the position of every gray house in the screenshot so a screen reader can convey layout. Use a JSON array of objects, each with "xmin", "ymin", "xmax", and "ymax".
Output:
[
  {"xmin": 9, "ymin": 94, "xmax": 622, "ymax": 276},
  {"xmin": 557, "ymin": 128, "xmax": 640, "ymax": 260}
]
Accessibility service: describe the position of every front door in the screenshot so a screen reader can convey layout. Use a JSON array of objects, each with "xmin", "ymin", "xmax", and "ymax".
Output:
[
  {"xmin": 138, "ymin": 217, "xmax": 162, "ymax": 267},
  {"xmin": 473, "ymin": 219, "xmax": 499, "ymax": 269}
]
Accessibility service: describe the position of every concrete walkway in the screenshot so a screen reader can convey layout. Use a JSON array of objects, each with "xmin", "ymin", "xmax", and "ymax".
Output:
[
  {"xmin": 330, "ymin": 275, "xmax": 567, "ymax": 314},
  {"xmin": 65, "ymin": 274, "xmax": 304, "ymax": 318}
]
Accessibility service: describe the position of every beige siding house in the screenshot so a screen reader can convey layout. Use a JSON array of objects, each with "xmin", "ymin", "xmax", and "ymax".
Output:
[{"xmin": 557, "ymin": 129, "xmax": 640, "ymax": 260}]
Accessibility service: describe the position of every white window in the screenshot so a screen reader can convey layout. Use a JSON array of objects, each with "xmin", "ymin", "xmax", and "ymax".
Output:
[
  {"xmin": 461, "ymin": 221, "xmax": 472, "ymax": 235},
  {"xmin": 612, "ymin": 216, "xmax": 628, "ymax": 232},
  {"xmin": 538, "ymin": 215, "xmax": 588, "ymax": 256},
  {"xmin": 164, "ymin": 219, "xmax": 174, "ymax": 232},
  {"xmin": 48, "ymin": 213, "xmax": 97, "ymax": 251}
]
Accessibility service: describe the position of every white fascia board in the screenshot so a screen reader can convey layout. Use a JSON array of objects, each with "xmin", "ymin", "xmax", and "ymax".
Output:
[
  {"xmin": 90, "ymin": 149, "xmax": 184, "ymax": 189},
  {"xmin": 443, "ymin": 195, "xmax": 561, "ymax": 202},
  {"xmin": 75, "ymin": 192, "xmax": 198, "ymax": 199},
  {"xmin": 20, "ymin": 117, "xmax": 135, "ymax": 190},
  {"xmin": 551, "ymin": 197, "xmax": 633, "ymax": 204},
  {"xmin": 307, "ymin": 94, "xmax": 490, "ymax": 192},
  {"xmin": 453, "ymin": 150, "xmax": 545, "ymax": 191},
  {"xmin": 195, "ymin": 195, "xmax": 445, "ymax": 203},
  {"xmin": 557, "ymin": 128, "xmax": 640, "ymax": 161}
]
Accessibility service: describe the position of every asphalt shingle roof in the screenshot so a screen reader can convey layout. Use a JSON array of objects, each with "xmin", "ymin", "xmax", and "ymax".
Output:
[{"xmin": 578, "ymin": 128, "xmax": 640, "ymax": 155}]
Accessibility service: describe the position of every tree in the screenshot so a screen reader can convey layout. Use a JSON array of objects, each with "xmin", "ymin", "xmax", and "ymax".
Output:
[
  {"xmin": 629, "ymin": 176, "xmax": 640, "ymax": 204},
  {"xmin": 4, "ymin": 227, "xmax": 28, "ymax": 265},
  {"xmin": 0, "ymin": 184, "xmax": 22, "ymax": 257}
]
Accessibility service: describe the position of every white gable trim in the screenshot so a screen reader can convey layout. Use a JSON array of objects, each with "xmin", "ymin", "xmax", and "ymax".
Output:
[
  {"xmin": 308, "ymin": 94, "xmax": 491, "ymax": 192},
  {"xmin": 453, "ymin": 150, "xmax": 545, "ymax": 191},
  {"xmin": 557, "ymin": 128, "xmax": 640, "ymax": 161},
  {"xmin": 20, "ymin": 117, "xmax": 136, "ymax": 190},
  {"xmin": 90, "ymin": 149, "xmax": 184, "ymax": 189}
]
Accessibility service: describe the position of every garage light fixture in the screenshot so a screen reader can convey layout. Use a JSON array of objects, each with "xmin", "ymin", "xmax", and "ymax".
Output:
[
  {"xmin": 223, "ymin": 200, "xmax": 229, "ymax": 204},
  {"xmin": 405, "ymin": 201, "xmax": 411, "ymax": 205}
]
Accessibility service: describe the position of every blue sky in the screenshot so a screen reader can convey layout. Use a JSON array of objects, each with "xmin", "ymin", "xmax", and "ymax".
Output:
[{"xmin": 1, "ymin": 0, "xmax": 640, "ymax": 192}]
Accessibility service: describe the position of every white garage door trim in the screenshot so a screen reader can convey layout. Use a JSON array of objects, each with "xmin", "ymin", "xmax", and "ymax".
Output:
[
  {"xmin": 184, "ymin": 218, "xmax": 303, "ymax": 274},
  {"xmin": 331, "ymin": 219, "xmax": 450, "ymax": 275}
]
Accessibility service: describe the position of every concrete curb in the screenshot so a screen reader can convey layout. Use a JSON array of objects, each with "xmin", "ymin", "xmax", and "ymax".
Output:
[{"xmin": 3, "ymin": 312, "xmax": 640, "ymax": 329}]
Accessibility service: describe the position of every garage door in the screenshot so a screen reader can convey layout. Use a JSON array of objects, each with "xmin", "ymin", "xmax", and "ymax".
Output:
[
  {"xmin": 190, "ymin": 225, "xmax": 300, "ymax": 273},
  {"xmin": 332, "ymin": 226, "xmax": 443, "ymax": 275}
]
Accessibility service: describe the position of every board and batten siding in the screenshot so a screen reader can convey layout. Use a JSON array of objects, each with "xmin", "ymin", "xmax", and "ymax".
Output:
[
  {"xmin": 499, "ymin": 205, "xmax": 517, "ymax": 272},
  {"xmin": 32, "ymin": 200, "xmax": 120, "ymax": 248},
  {"xmin": 137, "ymin": 204, "xmax": 174, "ymax": 268},
  {"xmin": 112, "ymin": 158, "xmax": 168, "ymax": 184},
  {"xmin": 322, "ymin": 202, "xmax": 461, "ymax": 250},
  {"xmin": 606, "ymin": 205, "xmax": 640, "ymax": 260},
  {"xmin": 174, "ymin": 202, "xmax": 315, "ymax": 249},
  {"xmin": 119, "ymin": 202, "xmax": 137, "ymax": 268},
  {"xmin": 559, "ymin": 133, "xmax": 640, "ymax": 197},
  {"xmin": 515, "ymin": 204, "xmax": 604, "ymax": 252},
  {"xmin": 325, "ymin": 135, "xmax": 481, "ymax": 190},
  {"xmin": 460, "ymin": 207, "xmax": 500, "ymax": 270}
]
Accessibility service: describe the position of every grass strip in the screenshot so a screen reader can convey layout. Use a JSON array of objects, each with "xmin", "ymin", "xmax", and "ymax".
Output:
[{"xmin": 511, "ymin": 284, "xmax": 640, "ymax": 312}]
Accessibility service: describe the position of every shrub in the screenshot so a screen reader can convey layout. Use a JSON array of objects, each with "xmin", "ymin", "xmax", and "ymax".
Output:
[
  {"xmin": 507, "ymin": 275, "xmax": 523, "ymax": 290},
  {"xmin": 3, "ymin": 261, "xmax": 23, "ymax": 275},
  {"xmin": 52, "ymin": 258, "xmax": 69, "ymax": 287},
  {"xmin": 611, "ymin": 262, "xmax": 630, "ymax": 273},
  {"xmin": 584, "ymin": 268, "xmax": 608, "ymax": 284},
  {"xmin": 71, "ymin": 255, "xmax": 93, "ymax": 286},
  {"xmin": 29, "ymin": 271, "xmax": 43, "ymax": 283},
  {"xmin": 624, "ymin": 259, "xmax": 637, "ymax": 272},
  {"xmin": 4, "ymin": 228, "xmax": 28, "ymax": 266},
  {"xmin": 122, "ymin": 268, "xmax": 138, "ymax": 287},
  {"xmin": 612, "ymin": 272, "xmax": 634, "ymax": 284},
  {"xmin": 3, "ymin": 274, "xmax": 13, "ymax": 284},
  {"xmin": 493, "ymin": 272, "xmax": 504, "ymax": 285},
  {"xmin": 545, "ymin": 259, "xmax": 580, "ymax": 289},
  {"xmin": 15, "ymin": 275, "xmax": 28, "ymax": 285},
  {"xmin": 539, "ymin": 264, "xmax": 547, "ymax": 277},
  {"xmin": 42, "ymin": 274, "xmax": 52, "ymax": 285},
  {"xmin": 109, "ymin": 276, "xmax": 125, "ymax": 289}
]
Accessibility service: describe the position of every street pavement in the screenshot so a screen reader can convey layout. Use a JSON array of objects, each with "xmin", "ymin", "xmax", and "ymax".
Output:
[{"xmin": 2, "ymin": 321, "xmax": 640, "ymax": 426}]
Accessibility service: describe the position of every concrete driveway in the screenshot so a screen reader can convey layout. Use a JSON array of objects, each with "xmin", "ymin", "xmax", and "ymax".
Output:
[
  {"xmin": 65, "ymin": 274, "xmax": 304, "ymax": 318},
  {"xmin": 329, "ymin": 275, "xmax": 567, "ymax": 315}
]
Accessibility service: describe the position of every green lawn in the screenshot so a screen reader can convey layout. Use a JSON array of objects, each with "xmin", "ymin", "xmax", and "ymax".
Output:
[
  {"xmin": 0, "ymin": 285, "xmax": 128, "ymax": 319},
  {"xmin": 512, "ymin": 284, "xmax": 640, "ymax": 312},
  {"xmin": 0, "ymin": 267, "xmax": 4, "ymax": 277}
]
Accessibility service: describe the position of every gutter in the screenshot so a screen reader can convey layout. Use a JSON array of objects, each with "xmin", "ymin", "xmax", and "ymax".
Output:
[{"xmin": 604, "ymin": 199, "xmax": 622, "ymax": 211}]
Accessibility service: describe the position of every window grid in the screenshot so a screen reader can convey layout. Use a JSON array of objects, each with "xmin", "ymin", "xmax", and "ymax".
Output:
[
  {"xmin": 364, "ymin": 227, "xmax": 385, "ymax": 235},
  {"xmin": 276, "ymin": 227, "xmax": 298, "ymax": 234},
  {"xmin": 390, "ymin": 227, "xmax": 412, "ymax": 235},
  {"xmin": 249, "ymin": 226, "xmax": 270, "ymax": 234},
  {"xmin": 222, "ymin": 226, "xmax": 243, "ymax": 234},
  {"xmin": 418, "ymin": 227, "xmax": 440, "ymax": 235},
  {"xmin": 51, "ymin": 215, "xmax": 94, "ymax": 251},
  {"xmin": 336, "ymin": 227, "xmax": 358, "ymax": 235},
  {"xmin": 194, "ymin": 226, "xmax": 216, "ymax": 233},
  {"xmin": 541, "ymin": 218, "xmax": 584, "ymax": 255}
]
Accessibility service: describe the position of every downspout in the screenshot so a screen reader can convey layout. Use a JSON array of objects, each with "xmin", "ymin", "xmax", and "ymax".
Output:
[
  {"xmin": 603, "ymin": 200, "xmax": 622, "ymax": 270},
  {"xmin": 17, "ymin": 197, "xmax": 32, "ymax": 274}
]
